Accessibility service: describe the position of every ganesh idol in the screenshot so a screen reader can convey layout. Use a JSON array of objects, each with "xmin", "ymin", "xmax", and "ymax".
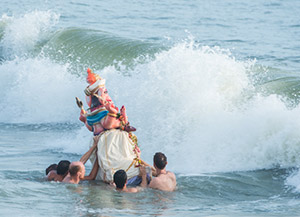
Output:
[
  {"xmin": 76, "ymin": 68, "xmax": 151, "ymax": 184},
  {"xmin": 78, "ymin": 68, "xmax": 136, "ymax": 135}
]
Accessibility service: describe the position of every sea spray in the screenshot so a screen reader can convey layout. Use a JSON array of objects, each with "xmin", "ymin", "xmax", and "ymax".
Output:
[
  {"xmin": 0, "ymin": 57, "xmax": 83, "ymax": 123},
  {"xmin": 100, "ymin": 42, "xmax": 300, "ymax": 174},
  {"xmin": 0, "ymin": 10, "xmax": 59, "ymax": 59},
  {"xmin": 286, "ymin": 169, "xmax": 300, "ymax": 192}
]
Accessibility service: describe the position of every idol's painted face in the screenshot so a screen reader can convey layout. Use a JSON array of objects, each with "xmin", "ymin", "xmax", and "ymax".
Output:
[
  {"xmin": 98, "ymin": 88, "xmax": 113, "ymax": 104},
  {"xmin": 85, "ymin": 87, "xmax": 114, "ymax": 108}
]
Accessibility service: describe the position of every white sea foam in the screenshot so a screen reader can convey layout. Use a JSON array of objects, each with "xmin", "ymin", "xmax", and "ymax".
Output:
[
  {"xmin": 0, "ymin": 57, "xmax": 84, "ymax": 123},
  {"xmin": 0, "ymin": 11, "xmax": 59, "ymax": 58},
  {"xmin": 286, "ymin": 169, "xmax": 300, "ymax": 192},
  {"xmin": 103, "ymin": 41, "xmax": 300, "ymax": 174}
]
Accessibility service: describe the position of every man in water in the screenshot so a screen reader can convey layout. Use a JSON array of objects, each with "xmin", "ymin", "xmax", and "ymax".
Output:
[
  {"xmin": 46, "ymin": 160, "xmax": 70, "ymax": 182},
  {"xmin": 113, "ymin": 169, "xmax": 147, "ymax": 193},
  {"xmin": 62, "ymin": 157, "xmax": 99, "ymax": 184},
  {"xmin": 141, "ymin": 152, "xmax": 176, "ymax": 192},
  {"xmin": 47, "ymin": 136, "xmax": 99, "ymax": 183},
  {"xmin": 62, "ymin": 137, "xmax": 100, "ymax": 184},
  {"xmin": 62, "ymin": 161, "xmax": 84, "ymax": 184}
]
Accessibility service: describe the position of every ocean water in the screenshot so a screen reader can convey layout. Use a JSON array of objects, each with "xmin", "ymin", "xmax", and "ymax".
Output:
[{"xmin": 1, "ymin": 0, "xmax": 300, "ymax": 216}]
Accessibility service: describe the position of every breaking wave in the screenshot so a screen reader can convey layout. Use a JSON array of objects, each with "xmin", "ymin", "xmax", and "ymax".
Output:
[{"xmin": 1, "ymin": 10, "xmax": 300, "ymax": 175}]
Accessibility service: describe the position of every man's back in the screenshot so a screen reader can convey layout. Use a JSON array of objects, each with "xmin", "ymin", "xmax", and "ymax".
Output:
[{"xmin": 149, "ymin": 171, "xmax": 176, "ymax": 192}]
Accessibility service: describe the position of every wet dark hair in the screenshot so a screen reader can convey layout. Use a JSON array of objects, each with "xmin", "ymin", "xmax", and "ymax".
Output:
[
  {"xmin": 113, "ymin": 170, "xmax": 127, "ymax": 189},
  {"xmin": 45, "ymin": 164, "xmax": 57, "ymax": 175},
  {"xmin": 154, "ymin": 152, "xmax": 167, "ymax": 170},
  {"xmin": 57, "ymin": 160, "xmax": 71, "ymax": 175}
]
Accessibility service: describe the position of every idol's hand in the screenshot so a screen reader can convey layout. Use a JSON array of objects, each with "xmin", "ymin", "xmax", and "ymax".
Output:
[
  {"xmin": 79, "ymin": 111, "xmax": 87, "ymax": 122},
  {"xmin": 120, "ymin": 105, "xmax": 128, "ymax": 124}
]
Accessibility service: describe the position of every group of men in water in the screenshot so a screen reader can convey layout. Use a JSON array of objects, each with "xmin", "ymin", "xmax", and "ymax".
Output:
[{"xmin": 46, "ymin": 136, "xmax": 176, "ymax": 192}]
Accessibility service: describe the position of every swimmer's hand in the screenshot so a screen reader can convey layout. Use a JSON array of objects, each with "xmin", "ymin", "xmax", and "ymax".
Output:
[{"xmin": 139, "ymin": 165, "xmax": 147, "ymax": 177}]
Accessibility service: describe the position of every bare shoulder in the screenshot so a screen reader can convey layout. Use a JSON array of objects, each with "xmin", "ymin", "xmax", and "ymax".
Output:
[
  {"xmin": 167, "ymin": 171, "xmax": 176, "ymax": 179},
  {"xmin": 148, "ymin": 176, "xmax": 160, "ymax": 189},
  {"xmin": 168, "ymin": 172, "xmax": 177, "ymax": 190}
]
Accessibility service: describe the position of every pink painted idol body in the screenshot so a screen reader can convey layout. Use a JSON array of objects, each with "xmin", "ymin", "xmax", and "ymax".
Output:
[
  {"xmin": 76, "ymin": 68, "xmax": 147, "ymax": 184},
  {"xmin": 78, "ymin": 68, "xmax": 136, "ymax": 136}
]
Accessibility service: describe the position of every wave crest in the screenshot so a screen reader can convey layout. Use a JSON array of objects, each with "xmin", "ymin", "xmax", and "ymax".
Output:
[{"xmin": 0, "ymin": 10, "xmax": 59, "ymax": 59}]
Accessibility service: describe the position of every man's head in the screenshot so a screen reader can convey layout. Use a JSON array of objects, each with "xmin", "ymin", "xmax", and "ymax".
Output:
[
  {"xmin": 57, "ymin": 160, "xmax": 71, "ymax": 176},
  {"xmin": 45, "ymin": 163, "xmax": 57, "ymax": 175},
  {"xmin": 153, "ymin": 152, "xmax": 167, "ymax": 170},
  {"xmin": 113, "ymin": 170, "xmax": 127, "ymax": 189},
  {"xmin": 69, "ymin": 161, "xmax": 85, "ymax": 179}
]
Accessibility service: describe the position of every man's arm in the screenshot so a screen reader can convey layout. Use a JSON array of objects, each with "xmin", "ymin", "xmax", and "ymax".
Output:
[
  {"xmin": 139, "ymin": 165, "xmax": 148, "ymax": 188},
  {"xmin": 84, "ymin": 156, "xmax": 99, "ymax": 180},
  {"xmin": 80, "ymin": 136, "xmax": 99, "ymax": 164},
  {"xmin": 140, "ymin": 160, "xmax": 156, "ymax": 176}
]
